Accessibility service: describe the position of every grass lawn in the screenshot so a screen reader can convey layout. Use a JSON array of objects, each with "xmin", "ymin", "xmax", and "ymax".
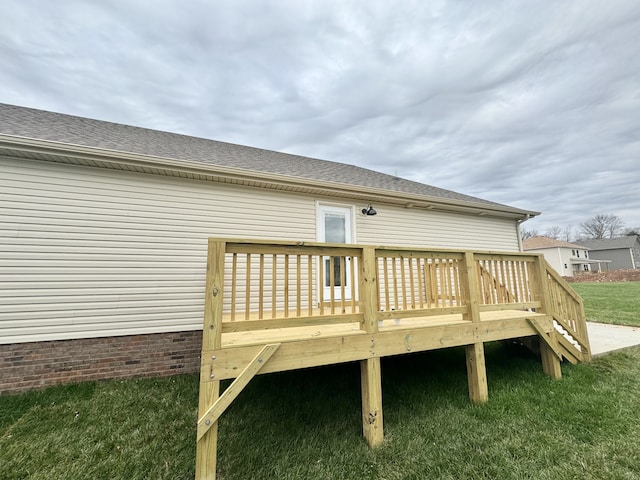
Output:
[
  {"xmin": 572, "ymin": 282, "xmax": 640, "ymax": 327},
  {"xmin": 2, "ymin": 343, "xmax": 640, "ymax": 479},
  {"xmin": 3, "ymin": 282, "xmax": 638, "ymax": 479}
]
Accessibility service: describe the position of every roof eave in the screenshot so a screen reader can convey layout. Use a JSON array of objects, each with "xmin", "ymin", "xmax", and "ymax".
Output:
[{"xmin": 0, "ymin": 134, "xmax": 539, "ymax": 220}]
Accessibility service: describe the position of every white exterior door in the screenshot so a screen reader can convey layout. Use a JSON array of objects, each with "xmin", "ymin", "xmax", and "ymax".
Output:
[{"xmin": 317, "ymin": 205, "xmax": 353, "ymax": 300}]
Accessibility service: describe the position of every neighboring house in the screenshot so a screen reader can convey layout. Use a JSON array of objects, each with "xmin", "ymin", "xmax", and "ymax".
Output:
[
  {"xmin": 0, "ymin": 103, "xmax": 539, "ymax": 393},
  {"xmin": 522, "ymin": 236, "xmax": 606, "ymax": 276},
  {"xmin": 576, "ymin": 236, "xmax": 640, "ymax": 271}
]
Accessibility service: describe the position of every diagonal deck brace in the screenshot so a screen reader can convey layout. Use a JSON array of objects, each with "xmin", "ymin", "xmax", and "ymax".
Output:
[{"xmin": 197, "ymin": 343, "xmax": 280, "ymax": 440}]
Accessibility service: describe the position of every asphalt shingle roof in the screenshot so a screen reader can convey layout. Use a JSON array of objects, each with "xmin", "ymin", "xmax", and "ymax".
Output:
[
  {"xmin": 576, "ymin": 236, "xmax": 639, "ymax": 250},
  {"xmin": 522, "ymin": 236, "xmax": 587, "ymax": 250},
  {"xmin": 0, "ymin": 103, "xmax": 530, "ymax": 212}
]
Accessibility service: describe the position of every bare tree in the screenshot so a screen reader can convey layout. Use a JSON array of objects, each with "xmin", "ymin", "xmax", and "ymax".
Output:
[
  {"xmin": 544, "ymin": 226, "xmax": 562, "ymax": 240},
  {"xmin": 580, "ymin": 214, "xmax": 625, "ymax": 239},
  {"xmin": 561, "ymin": 226, "xmax": 574, "ymax": 242},
  {"xmin": 520, "ymin": 228, "xmax": 539, "ymax": 240}
]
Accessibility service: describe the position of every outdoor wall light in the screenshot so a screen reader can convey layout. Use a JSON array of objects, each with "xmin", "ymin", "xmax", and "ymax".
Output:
[{"xmin": 361, "ymin": 205, "xmax": 377, "ymax": 216}]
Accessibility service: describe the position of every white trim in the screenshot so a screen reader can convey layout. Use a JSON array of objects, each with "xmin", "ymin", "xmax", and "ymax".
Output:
[
  {"xmin": 315, "ymin": 202, "xmax": 355, "ymax": 244},
  {"xmin": 316, "ymin": 203, "xmax": 355, "ymax": 300}
]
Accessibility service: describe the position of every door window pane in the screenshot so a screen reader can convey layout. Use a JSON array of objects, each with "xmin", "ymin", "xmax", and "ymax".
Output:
[
  {"xmin": 325, "ymin": 214, "xmax": 346, "ymax": 244},
  {"xmin": 324, "ymin": 213, "xmax": 346, "ymax": 287},
  {"xmin": 325, "ymin": 257, "xmax": 342, "ymax": 286}
]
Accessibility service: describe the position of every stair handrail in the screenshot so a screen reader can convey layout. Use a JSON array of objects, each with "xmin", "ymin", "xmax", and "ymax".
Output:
[{"xmin": 542, "ymin": 259, "xmax": 591, "ymax": 361}]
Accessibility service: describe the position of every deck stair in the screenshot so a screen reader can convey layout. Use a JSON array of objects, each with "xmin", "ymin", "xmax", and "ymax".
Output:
[
  {"xmin": 195, "ymin": 239, "xmax": 591, "ymax": 479},
  {"xmin": 479, "ymin": 261, "xmax": 590, "ymax": 364}
]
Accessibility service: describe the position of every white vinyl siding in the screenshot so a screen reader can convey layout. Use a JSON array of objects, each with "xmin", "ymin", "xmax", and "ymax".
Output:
[
  {"xmin": 2, "ymin": 158, "xmax": 521, "ymax": 345},
  {"xmin": 355, "ymin": 204, "xmax": 520, "ymax": 251},
  {"xmin": 0, "ymin": 158, "xmax": 316, "ymax": 344}
]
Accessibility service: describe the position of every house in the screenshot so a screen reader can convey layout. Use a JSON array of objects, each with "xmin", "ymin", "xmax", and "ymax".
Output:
[
  {"xmin": 575, "ymin": 236, "xmax": 640, "ymax": 271},
  {"xmin": 0, "ymin": 103, "xmax": 539, "ymax": 393},
  {"xmin": 522, "ymin": 236, "xmax": 606, "ymax": 276}
]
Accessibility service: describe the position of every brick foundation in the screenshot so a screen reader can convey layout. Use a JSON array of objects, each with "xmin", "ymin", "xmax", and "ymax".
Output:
[{"xmin": 0, "ymin": 330, "xmax": 203, "ymax": 395}]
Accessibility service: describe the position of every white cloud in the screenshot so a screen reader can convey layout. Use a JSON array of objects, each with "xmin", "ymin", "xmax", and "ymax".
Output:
[{"xmin": 1, "ymin": 0, "xmax": 639, "ymax": 233}]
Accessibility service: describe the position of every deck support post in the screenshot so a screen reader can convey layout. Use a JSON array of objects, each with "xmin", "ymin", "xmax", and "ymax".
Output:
[
  {"xmin": 533, "ymin": 255, "xmax": 562, "ymax": 380},
  {"xmin": 196, "ymin": 240, "xmax": 226, "ymax": 480},
  {"xmin": 196, "ymin": 382, "xmax": 220, "ymax": 480},
  {"xmin": 359, "ymin": 246, "xmax": 384, "ymax": 447},
  {"xmin": 361, "ymin": 357, "xmax": 384, "ymax": 446},
  {"xmin": 461, "ymin": 252, "xmax": 489, "ymax": 404},
  {"xmin": 540, "ymin": 343, "xmax": 562, "ymax": 379},
  {"xmin": 465, "ymin": 342, "xmax": 489, "ymax": 404}
]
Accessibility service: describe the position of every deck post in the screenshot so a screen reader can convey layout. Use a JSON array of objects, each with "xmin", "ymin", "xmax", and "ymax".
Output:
[
  {"xmin": 465, "ymin": 343, "xmax": 489, "ymax": 404},
  {"xmin": 540, "ymin": 342, "xmax": 562, "ymax": 379},
  {"xmin": 361, "ymin": 357, "xmax": 384, "ymax": 446},
  {"xmin": 196, "ymin": 240, "xmax": 226, "ymax": 480},
  {"xmin": 359, "ymin": 246, "xmax": 384, "ymax": 447},
  {"xmin": 533, "ymin": 255, "xmax": 562, "ymax": 379},
  {"xmin": 461, "ymin": 252, "xmax": 489, "ymax": 404}
]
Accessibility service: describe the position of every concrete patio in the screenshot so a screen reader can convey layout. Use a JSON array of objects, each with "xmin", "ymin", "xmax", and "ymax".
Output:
[{"xmin": 587, "ymin": 322, "xmax": 640, "ymax": 356}]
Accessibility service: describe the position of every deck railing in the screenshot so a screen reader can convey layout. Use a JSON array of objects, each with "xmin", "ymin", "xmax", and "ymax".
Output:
[
  {"xmin": 543, "ymin": 263, "xmax": 591, "ymax": 362},
  {"xmin": 214, "ymin": 240, "xmax": 588, "ymax": 348},
  {"xmin": 374, "ymin": 249, "xmax": 467, "ymax": 319},
  {"xmin": 476, "ymin": 253, "xmax": 538, "ymax": 307},
  {"xmin": 221, "ymin": 243, "xmax": 363, "ymax": 332}
]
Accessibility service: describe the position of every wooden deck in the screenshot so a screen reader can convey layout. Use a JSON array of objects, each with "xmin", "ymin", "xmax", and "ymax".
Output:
[
  {"xmin": 195, "ymin": 239, "xmax": 591, "ymax": 480},
  {"xmin": 208, "ymin": 310, "xmax": 552, "ymax": 377}
]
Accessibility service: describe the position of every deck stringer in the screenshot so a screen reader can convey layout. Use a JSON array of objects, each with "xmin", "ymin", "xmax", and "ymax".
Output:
[{"xmin": 527, "ymin": 317, "xmax": 562, "ymax": 360}]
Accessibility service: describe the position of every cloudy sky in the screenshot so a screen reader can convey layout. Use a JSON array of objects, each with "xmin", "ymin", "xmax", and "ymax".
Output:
[{"xmin": 1, "ymin": 0, "xmax": 639, "ymax": 235}]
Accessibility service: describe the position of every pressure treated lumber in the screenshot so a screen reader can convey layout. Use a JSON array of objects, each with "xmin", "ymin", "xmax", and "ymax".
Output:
[
  {"xmin": 196, "ymin": 240, "xmax": 225, "ymax": 480},
  {"xmin": 359, "ymin": 246, "xmax": 383, "ymax": 446},
  {"xmin": 466, "ymin": 342, "xmax": 489, "ymax": 404},
  {"xmin": 197, "ymin": 343, "xmax": 280, "ymax": 440},
  {"xmin": 533, "ymin": 254, "xmax": 563, "ymax": 379},
  {"xmin": 194, "ymin": 239, "xmax": 591, "ymax": 480},
  {"xmin": 201, "ymin": 314, "xmax": 554, "ymax": 382},
  {"xmin": 361, "ymin": 357, "xmax": 384, "ymax": 446}
]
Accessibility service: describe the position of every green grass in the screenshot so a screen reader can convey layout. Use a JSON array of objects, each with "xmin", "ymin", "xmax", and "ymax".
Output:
[
  {"xmin": 3, "ymin": 343, "xmax": 640, "ymax": 479},
  {"xmin": 572, "ymin": 282, "xmax": 640, "ymax": 327},
  {"xmin": 0, "ymin": 376, "xmax": 198, "ymax": 480},
  {"xmin": 2, "ymin": 281, "xmax": 638, "ymax": 478}
]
